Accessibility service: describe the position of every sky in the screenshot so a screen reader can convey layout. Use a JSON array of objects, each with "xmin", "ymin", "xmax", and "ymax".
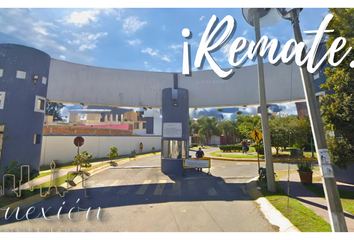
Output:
[
  {"xmin": 0, "ymin": 4, "xmax": 342, "ymax": 116},
  {"xmin": 0, "ymin": 8, "xmax": 330, "ymax": 72}
]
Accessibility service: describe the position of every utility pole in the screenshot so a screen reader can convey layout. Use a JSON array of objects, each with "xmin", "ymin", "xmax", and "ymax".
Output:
[
  {"xmin": 290, "ymin": 9, "xmax": 347, "ymax": 232},
  {"xmin": 253, "ymin": 9, "xmax": 276, "ymax": 192}
]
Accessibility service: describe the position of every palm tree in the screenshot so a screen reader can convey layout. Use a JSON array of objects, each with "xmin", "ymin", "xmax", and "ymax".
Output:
[
  {"xmin": 217, "ymin": 120, "xmax": 234, "ymax": 144},
  {"xmin": 197, "ymin": 116, "xmax": 220, "ymax": 145}
]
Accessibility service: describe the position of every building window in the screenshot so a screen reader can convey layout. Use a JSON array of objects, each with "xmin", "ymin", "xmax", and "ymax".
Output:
[
  {"xmin": 143, "ymin": 122, "xmax": 146, "ymax": 129},
  {"xmin": 80, "ymin": 114, "xmax": 87, "ymax": 120},
  {"xmin": 0, "ymin": 69, "xmax": 3, "ymax": 77},
  {"xmin": 42, "ymin": 76, "xmax": 47, "ymax": 85},
  {"xmin": 34, "ymin": 96, "xmax": 46, "ymax": 113},
  {"xmin": 33, "ymin": 134, "xmax": 41, "ymax": 144},
  {"xmin": 0, "ymin": 92, "xmax": 5, "ymax": 109},
  {"xmin": 16, "ymin": 70, "xmax": 26, "ymax": 79},
  {"xmin": 134, "ymin": 123, "xmax": 139, "ymax": 129}
]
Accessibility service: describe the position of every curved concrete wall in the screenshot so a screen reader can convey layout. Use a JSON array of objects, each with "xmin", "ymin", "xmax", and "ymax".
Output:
[
  {"xmin": 0, "ymin": 44, "xmax": 50, "ymax": 171},
  {"xmin": 47, "ymin": 59, "xmax": 306, "ymax": 108}
]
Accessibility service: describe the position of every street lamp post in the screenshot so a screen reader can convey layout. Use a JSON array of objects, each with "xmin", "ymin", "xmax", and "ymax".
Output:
[
  {"xmin": 277, "ymin": 8, "xmax": 347, "ymax": 232},
  {"xmin": 242, "ymin": 8, "xmax": 277, "ymax": 192}
]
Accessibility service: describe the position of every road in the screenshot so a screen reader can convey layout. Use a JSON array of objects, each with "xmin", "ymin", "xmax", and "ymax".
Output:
[{"xmin": 0, "ymin": 147, "xmax": 298, "ymax": 232}]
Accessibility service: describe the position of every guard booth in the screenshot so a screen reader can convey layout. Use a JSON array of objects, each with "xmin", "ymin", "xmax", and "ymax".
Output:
[{"xmin": 161, "ymin": 87, "xmax": 189, "ymax": 174}]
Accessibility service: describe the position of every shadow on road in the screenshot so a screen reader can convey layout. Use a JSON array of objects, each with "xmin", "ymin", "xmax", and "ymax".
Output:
[{"xmin": 0, "ymin": 169, "xmax": 251, "ymax": 225}]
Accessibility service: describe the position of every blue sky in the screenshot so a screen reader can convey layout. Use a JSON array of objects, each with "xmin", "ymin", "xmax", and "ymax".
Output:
[
  {"xmin": 0, "ymin": 6, "xmax": 338, "ymax": 116},
  {"xmin": 0, "ymin": 8, "xmax": 330, "ymax": 73}
]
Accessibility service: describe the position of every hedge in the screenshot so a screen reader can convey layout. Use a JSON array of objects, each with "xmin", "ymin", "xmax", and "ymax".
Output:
[{"xmin": 219, "ymin": 145, "xmax": 243, "ymax": 152}]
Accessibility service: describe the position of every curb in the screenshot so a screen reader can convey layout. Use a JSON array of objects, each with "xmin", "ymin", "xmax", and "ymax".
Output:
[
  {"xmin": 208, "ymin": 156, "xmax": 317, "ymax": 162},
  {"xmin": 245, "ymin": 176, "xmax": 300, "ymax": 232}
]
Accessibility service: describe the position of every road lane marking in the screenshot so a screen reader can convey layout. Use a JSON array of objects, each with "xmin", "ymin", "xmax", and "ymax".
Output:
[
  {"xmin": 101, "ymin": 180, "xmax": 121, "ymax": 193},
  {"xmin": 207, "ymin": 187, "xmax": 218, "ymax": 196},
  {"xmin": 116, "ymin": 181, "xmax": 132, "ymax": 197},
  {"xmin": 135, "ymin": 180, "xmax": 152, "ymax": 195},
  {"xmin": 188, "ymin": 180, "xmax": 198, "ymax": 195},
  {"xmin": 153, "ymin": 180, "xmax": 167, "ymax": 195},
  {"xmin": 171, "ymin": 181, "xmax": 181, "ymax": 196}
]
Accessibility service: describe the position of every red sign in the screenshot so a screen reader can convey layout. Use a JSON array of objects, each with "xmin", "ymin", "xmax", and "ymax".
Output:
[{"xmin": 74, "ymin": 136, "xmax": 84, "ymax": 147}]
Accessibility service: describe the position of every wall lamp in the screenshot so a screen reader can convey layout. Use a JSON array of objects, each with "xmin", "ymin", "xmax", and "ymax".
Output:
[
  {"xmin": 173, "ymin": 103, "xmax": 178, "ymax": 107},
  {"xmin": 33, "ymin": 74, "xmax": 39, "ymax": 85}
]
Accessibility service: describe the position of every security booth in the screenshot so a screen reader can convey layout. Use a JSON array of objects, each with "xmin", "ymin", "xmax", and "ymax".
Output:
[{"xmin": 161, "ymin": 87, "xmax": 189, "ymax": 175}]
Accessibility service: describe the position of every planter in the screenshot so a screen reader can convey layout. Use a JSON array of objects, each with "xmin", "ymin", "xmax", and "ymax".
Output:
[{"xmin": 298, "ymin": 171, "xmax": 313, "ymax": 185}]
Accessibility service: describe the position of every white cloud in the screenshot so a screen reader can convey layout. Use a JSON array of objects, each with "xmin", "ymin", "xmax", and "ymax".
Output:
[
  {"xmin": 169, "ymin": 44, "xmax": 182, "ymax": 53},
  {"xmin": 69, "ymin": 32, "xmax": 108, "ymax": 51},
  {"xmin": 161, "ymin": 56, "xmax": 171, "ymax": 62},
  {"xmin": 142, "ymin": 47, "xmax": 159, "ymax": 56},
  {"xmin": 123, "ymin": 16, "xmax": 147, "ymax": 35},
  {"xmin": 242, "ymin": 30, "xmax": 249, "ymax": 36},
  {"xmin": 62, "ymin": 9, "xmax": 101, "ymax": 27},
  {"xmin": 60, "ymin": 55, "xmax": 66, "ymax": 59},
  {"xmin": 199, "ymin": 16, "xmax": 205, "ymax": 21},
  {"xmin": 0, "ymin": 9, "xmax": 66, "ymax": 53},
  {"xmin": 127, "ymin": 39, "xmax": 141, "ymax": 46}
]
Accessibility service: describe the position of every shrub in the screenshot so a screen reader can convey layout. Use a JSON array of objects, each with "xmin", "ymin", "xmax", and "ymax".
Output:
[
  {"xmin": 107, "ymin": 146, "xmax": 119, "ymax": 161},
  {"xmin": 297, "ymin": 161, "xmax": 313, "ymax": 172},
  {"xmin": 1, "ymin": 159, "xmax": 39, "ymax": 189},
  {"xmin": 73, "ymin": 151, "xmax": 93, "ymax": 172},
  {"xmin": 219, "ymin": 145, "xmax": 243, "ymax": 152},
  {"xmin": 191, "ymin": 143, "xmax": 198, "ymax": 148},
  {"xmin": 152, "ymin": 147, "xmax": 156, "ymax": 154}
]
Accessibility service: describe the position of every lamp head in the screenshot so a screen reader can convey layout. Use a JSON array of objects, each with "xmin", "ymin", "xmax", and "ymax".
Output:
[{"xmin": 242, "ymin": 8, "xmax": 283, "ymax": 28}]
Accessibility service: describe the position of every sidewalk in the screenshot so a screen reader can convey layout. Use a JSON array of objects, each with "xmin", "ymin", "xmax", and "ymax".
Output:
[{"xmin": 278, "ymin": 171, "xmax": 354, "ymax": 232}]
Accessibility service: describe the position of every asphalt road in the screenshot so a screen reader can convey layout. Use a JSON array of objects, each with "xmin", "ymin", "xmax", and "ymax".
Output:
[{"xmin": 0, "ymin": 147, "xmax": 299, "ymax": 232}]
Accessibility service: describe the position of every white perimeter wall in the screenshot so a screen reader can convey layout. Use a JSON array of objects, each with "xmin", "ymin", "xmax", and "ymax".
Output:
[{"xmin": 40, "ymin": 135, "xmax": 161, "ymax": 166}]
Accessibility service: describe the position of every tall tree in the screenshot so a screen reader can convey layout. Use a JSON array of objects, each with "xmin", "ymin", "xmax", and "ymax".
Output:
[
  {"xmin": 217, "ymin": 120, "xmax": 234, "ymax": 144},
  {"xmin": 45, "ymin": 102, "xmax": 64, "ymax": 121},
  {"xmin": 236, "ymin": 115, "xmax": 262, "ymax": 139},
  {"xmin": 197, "ymin": 116, "xmax": 220, "ymax": 145},
  {"xmin": 320, "ymin": 8, "xmax": 354, "ymax": 169}
]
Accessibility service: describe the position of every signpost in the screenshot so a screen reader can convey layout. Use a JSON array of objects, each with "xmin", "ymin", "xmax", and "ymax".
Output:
[
  {"xmin": 250, "ymin": 128, "xmax": 263, "ymax": 173},
  {"xmin": 73, "ymin": 136, "xmax": 84, "ymax": 172}
]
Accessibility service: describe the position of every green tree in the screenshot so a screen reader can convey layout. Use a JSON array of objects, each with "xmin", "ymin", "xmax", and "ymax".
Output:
[
  {"xmin": 73, "ymin": 151, "xmax": 93, "ymax": 172},
  {"xmin": 107, "ymin": 146, "xmax": 118, "ymax": 162},
  {"xmin": 236, "ymin": 115, "xmax": 262, "ymax": 139},
  {"xmin": 320, "ymin": 8, "xmax": 354, "ymax": 168},
  {"xmin": 197, "ymin": 116, "xmax": 220, "ymax": 145},
  {"xmin": 217, "ymin": 120, "xmax": 234, "ymax": 144},
  {"xmin": 46, "ymin": 102, "xmax": 64, "ymax": 121},
  {"xmin": 269, "ymin": 116, "xmax": 289, "ymax": 156}
]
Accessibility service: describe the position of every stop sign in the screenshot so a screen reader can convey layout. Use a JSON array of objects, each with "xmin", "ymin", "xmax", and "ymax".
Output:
[{"xmin": 74, "ymin": 136, "xmax": 84, "ymax": 147}]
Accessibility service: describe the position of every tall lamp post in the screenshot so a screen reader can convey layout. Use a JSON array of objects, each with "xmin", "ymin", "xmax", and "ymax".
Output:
[
  {"xmin": 242, "ymin": 8, "xmax": 278, "ymax": 192},
  {"xmin": 276, "ymin": 8, "xmax": 347, "ymax": 232}
]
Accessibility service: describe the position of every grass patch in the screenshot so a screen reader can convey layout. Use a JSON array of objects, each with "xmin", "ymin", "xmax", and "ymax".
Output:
[
  {"xmin": 258, "ymin": 181, "xmax": 331, "ymax": 232},
  {"xmin": 210, "ymin": 150, "xmax": 264, "ymax": 159},
  {"xmin": 303, "ymin": 184, "xmax": 354, "ymax": 216}
]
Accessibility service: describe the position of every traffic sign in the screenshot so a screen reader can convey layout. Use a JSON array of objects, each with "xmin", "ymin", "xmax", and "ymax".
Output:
[
  {"xmin": 74, "ymin": 136, "xmax": 84, "ymax": 147},
  {"xmin": 250, "ymin": 128, "xmax": 263, "ymax": 142}
]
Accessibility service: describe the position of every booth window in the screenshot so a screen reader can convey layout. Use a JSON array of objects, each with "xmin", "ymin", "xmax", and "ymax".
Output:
[
  {"xmin": 134, "ymin": 123, "xmax": 139, "ymax": 129},
  {"xmin": 0, "ymin": 92, "xmax": 5, "ymax": 109},
  {"xmin": 142, "ymin": 122, "xmax": 146, "ymax": 129},
  {"xmin": 34, "ymin": 96, "xmax": 46, "ymax": 113},
  {"xmin": 162, "ymin": 140, "xmax": 188, "ymax": 159}
]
